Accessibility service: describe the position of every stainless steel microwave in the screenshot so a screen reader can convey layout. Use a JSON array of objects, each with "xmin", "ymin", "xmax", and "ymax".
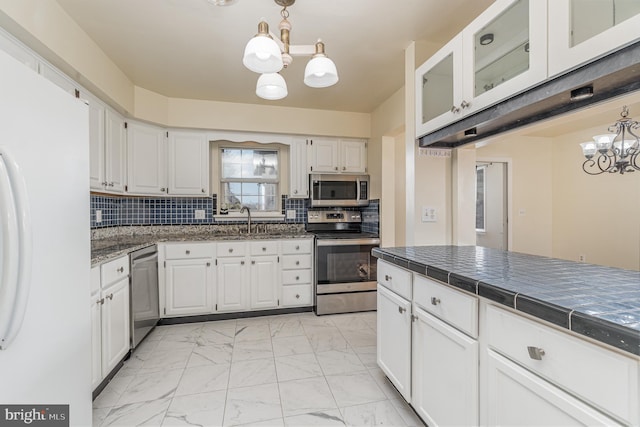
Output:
[{"xmin": 310, "ymin": 174, "xmax": 370, "ymax": 207}]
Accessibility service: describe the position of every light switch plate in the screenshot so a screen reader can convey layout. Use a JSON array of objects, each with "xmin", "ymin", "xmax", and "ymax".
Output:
[
  {"xmin": 286, "ymin": 209, "xmax": 296, "ymax": 220},
  {"xmin": 194, "ymin": 209, "xmax": 205, "ymax": 219},
  {"xmin": 421, "ymin": 206, "xmax": 436, "ymax": 222}
]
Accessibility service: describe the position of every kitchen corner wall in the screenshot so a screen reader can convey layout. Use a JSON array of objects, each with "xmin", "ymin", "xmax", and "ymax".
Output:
[{"xmin": 90, "ymin": 194, "xmax": 380, "ymax": 233}]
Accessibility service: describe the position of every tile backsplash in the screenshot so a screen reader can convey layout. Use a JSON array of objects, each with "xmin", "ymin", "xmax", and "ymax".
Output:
[{"xmin": 91, "ymin": 194, "xmax": 380, "ymax": 232}]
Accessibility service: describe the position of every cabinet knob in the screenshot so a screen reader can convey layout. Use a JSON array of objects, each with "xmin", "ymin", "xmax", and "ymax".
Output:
[
  {"xmin": 460, "ymin": 100, "xmax": 471, "ymax": 109},
  {"xmin": 527, "ymin": 346, "xmax": 546, "ymax": 360},
  {"xmin": 107, "ymin": 293, "xmax": 114, "ymax": 300},
  {"xmin": 206, "ymin": 262, "xmax": 211, "ymax": 267},
  {"xmin": 294, "ymin": 190, "xmax": 298, "ymax": 194},
  {"xmin": 450, "ymin": 105, "xmax": 460, "ymax": 114},
  {"xmin": 97, "ymin": 298, "xmax": 105, "ymax": 305},
  {"xmin": 342, "ymin": 166, "xmax": 346, "ymax": 171},
  {"xmin": 102, "ymin": 181, "xmax": 108, "ymax": 187},
  {"xmin": 430, "ymin": 297, "xmax": 441, "ymax": 306},
  {"xmin": 411, "ymin": 314, "xmax": 418, "ymax": 322},
  {"xmin": 295, "ymin": 294, "xmax": 300, "ymax": 299},
  {"xmin": 229, "ymin": 248, "xmax": 233, "ymax": 253},
  {"xmin": 201, "ymin": 188, "xmax": 205, "ymax": 193},
  {"xmin": 186, "ymin": 250, "xmax": 191, "ymax": 255},
  {"xmin": 295, "ymin": 245, "xmax": 300, "ymax": 250},
  {"xmin": 117, "ymin": 267, "xmax": 124, "ymax": 273},
  {"xmin": 385, "ymin": 274, "xmax": 391, "ymax": 281},
  {"xmin": 251, "ymin": 260, "xmax": 255, "ymax": 265},
  {"xmin": 295, "ymin": 261, "xmax": 300, "ymax": 266},
  {"xmin": 241, "ymin": 260, "xmax": 245, "ymax": 265},
  {"xmin": 108, "ymin": 182, "xmax": 114, "ymax": 187},
  {"xmin": 295, "ymin": 276, "xmax": 300, "ymax": 281},
  {"xmin": 160, "ymin": 188, "xmax": 166, "ymax": 192},
  {"xmin": 262, "ymin": 247, "xmax": 266, "ymax": 251},
  {"xmin": 334, "ymin": 166, "xmax": 338, "ymax": 171},
  {"xmin": 398, "ymin": 306, "xmax": 406, "ymax": 314}
]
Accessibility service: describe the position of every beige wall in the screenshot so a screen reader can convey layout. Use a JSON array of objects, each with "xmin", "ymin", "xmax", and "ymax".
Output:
[{"xmin": 550, "ymin": 127, "xmax": 640, "ymax": 271}]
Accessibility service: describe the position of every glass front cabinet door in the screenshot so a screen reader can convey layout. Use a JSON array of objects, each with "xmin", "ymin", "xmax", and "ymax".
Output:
[
  {"xmin": 548, "ymin": 0, "xmax": 640, "ymax": 77},
  {"xmin": 416, "ymin": 0, "xmax": 547, "ymax": 138}
]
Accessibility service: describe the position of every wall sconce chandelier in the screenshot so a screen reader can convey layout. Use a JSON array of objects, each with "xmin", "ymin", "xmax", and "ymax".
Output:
[
  {"xmin": 242, "ymin": 0, "xmax": 338, "ymax": 100},
  {"xmin": 580, "ymin": 106, "xmax": 640, "ymax": 175}
]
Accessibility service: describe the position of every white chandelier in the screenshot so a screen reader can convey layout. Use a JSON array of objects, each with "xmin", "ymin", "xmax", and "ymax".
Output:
[
  {"xmin": 242, "ymin": 0, "xmax": 338, "ymax": 100},
  {"xmin": 580, "ymin": 106, "xmax": 640, "ymax": 175}
]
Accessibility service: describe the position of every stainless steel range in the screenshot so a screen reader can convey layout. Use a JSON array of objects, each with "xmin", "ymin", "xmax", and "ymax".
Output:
[{"xmin": 307, "ymin": 209, "xmax": 380, "ymax": 315}]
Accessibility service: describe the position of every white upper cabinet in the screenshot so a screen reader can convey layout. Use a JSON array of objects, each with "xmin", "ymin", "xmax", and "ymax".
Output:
[
  {"xmin": 127, "ymin": 122, "xmax": 167, "ymax": 195},
  {"xmin": 104, "ymin": 109, "xmax": 127, "ymax": 193},
  {"xmin": 548, "ymin": 0, "xmax": 640, "ymax": 76},
  {"xmin": 289, "ymin": 138, "xmax": 309, "ymax": 198},
  {"xmin": 84, "ymin": 91, "xmax": 106, "ymax": 191},
  {"xmin": 309, "ymin": 138, "xmax": 367, "ymax": 174},
  {"xmin": 39, "ymin": 61, "xmax": 78, "ymax": 97},
  {"xmin": 416, "ymin": 0, "xmax": 547, "ymax": 137},
  {"xmin": 167, "ymin": 130, "xmax": 209, "ymax": 196},
  {"xmin": 0, "ymin": 29, "xmax": 38, "ymax": 72}
]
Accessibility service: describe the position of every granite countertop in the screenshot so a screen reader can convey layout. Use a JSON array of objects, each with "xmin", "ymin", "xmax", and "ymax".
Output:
[
  {"xmin": 91, "ymin": 224, "xmax": 313, "ymax": 266},
  {"xmin": 372, "ymin": 245, "xmax": 640, "ymax": 357}
]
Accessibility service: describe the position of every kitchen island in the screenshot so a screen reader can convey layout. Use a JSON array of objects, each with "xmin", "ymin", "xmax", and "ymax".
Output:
[{"xmin": 373, "ymin": 245, "xmax": 639, "ymax": 426}]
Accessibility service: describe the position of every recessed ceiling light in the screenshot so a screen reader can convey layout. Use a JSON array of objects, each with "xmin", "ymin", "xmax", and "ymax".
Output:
[{"xmin": 479, "ymin": 33, "xmax": 494, "ymax": 46}]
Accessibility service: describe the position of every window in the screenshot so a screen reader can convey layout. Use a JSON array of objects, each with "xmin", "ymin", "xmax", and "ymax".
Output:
[
  {"xmin": 475, "ymin": 165, "xmax": 486, "ymax": 232},
  {"xmin": 220, "ymin": 147, "xmax": 279, "ymax": 212}
]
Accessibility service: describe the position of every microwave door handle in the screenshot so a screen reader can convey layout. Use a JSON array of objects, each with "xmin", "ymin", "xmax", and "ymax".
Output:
[{"xmin": 0, "ymin": 150, "xmax": 32, "ymax": 350}]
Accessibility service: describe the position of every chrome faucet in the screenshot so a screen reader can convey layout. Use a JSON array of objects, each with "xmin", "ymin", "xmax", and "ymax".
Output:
[{"xmin": 240, "ymin": 206, "xmax": 251, "ymax": 234}]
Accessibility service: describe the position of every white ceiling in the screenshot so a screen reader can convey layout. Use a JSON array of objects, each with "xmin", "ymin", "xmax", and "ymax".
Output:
[{"xmin": 54, "ymin": 0, "xmax": 494, "ymax": 113}]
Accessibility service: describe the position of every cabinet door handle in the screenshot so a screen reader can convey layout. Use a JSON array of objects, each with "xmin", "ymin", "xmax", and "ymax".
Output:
[
  {"xmin": 117, "ymin": 267, "xmax": 124, "ymax": 273},
  {"xmin": 460, "ymin": 100, "xmax": 471, "ymax": 109},
  {"xmin": 102, "ymin": 181, "xmax": 108, "ymax": 187},
  {"xmin": 107, "ymin": 293, "xmax": 114, "ymax": 300},
  {"xmin": 295, "ymin": 245, "xmax": 300, "ymax": 250},
  {"xmin": 97, "ymin": 298, "xmax": 105, "ymax": 305},
  {"xmin": 160, "ymin": 187, "xmax": 166, "ymax": 192},
  {"xmin": 450, "ymin": 105, "xmax": 460, "ymax": 114},
  {"xmin": 241, "ymin": 260, "xmax": 245, "ymax": 265},
  {"xmin": 251, "ymin": 260, "xmax": 255, "ymax": 265},
  {"xmin": 295, "ymin": 294, "xmax": 300, "ymax": 299},
  {"xmin": 262, "ymin": 247, "xmax": 266, "ymax": 251},
  {"xmin": 206, "ymin": 262, "xmax": 211, "ymax": 267},
  {"xmin": 108, "ymin": 182, "xmax": 114, "ymax": 187},
  {"xmin": 342, "ymin": 166, "xmax": 346, "ymax": 171},
  {"xmin": 411, "ymin": 314, "xmax": 418, "ymax": 322},
  {"xmin": 527, "ymin": 346, "xmax": 546, "ymax": 360},
  {"xmin": 398, "ymin": 306, "xmax": 406, "ymax": 314},
  {"xmin": 431, "ymin": 297, "xmax": 441, "ymax": 306},
  {"xmin": 295, "ymin": 260, "xmax": 300, "ymax": 266},
  {"xmin": 385, "ymin": 274, "xmax": 391, "ymax": 281},
  {"xmin": 296, "ymin": 276, "xmax": 300, "ymax": 281},
  {"xmin": 201, "ymin": 188, "xmax": 205, "ymax": 193},
  {"xmin": 229, "ymin": 248, "xmax": 233, "ymax": 253},
  {"xmin": 185, "ymin": 250, "xmax": 190, "ymax": 255},
  {"xmin": 334, "ymin": 166, "xmax": 338, "ymax": 171}
]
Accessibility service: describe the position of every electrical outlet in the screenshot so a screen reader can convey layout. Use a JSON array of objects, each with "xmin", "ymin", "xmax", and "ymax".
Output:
[
  {"xmin": 95, "ymin": 210, "xmax": 102, "ymax": 223},
  {"xmin": 286, "ymin": 209, "xmax": 296, "ymax": 220},
  {"xmin": 194, "ymin": 209, "xmax": 205, "ymax": 220},
  {"xmin": 421, "ymin": 206, "xmax": 437, "ymax": 222},
  {"xmin": 579, "ymin": 254, "xmax": 586, "ymax": 263}
]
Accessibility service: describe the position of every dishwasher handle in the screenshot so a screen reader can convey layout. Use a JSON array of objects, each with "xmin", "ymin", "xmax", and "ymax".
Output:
[{"xmin": 131, "ymin": 251, "xmax": 158, "ymax": 267}]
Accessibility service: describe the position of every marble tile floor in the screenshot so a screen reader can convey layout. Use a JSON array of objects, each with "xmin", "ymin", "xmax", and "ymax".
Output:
[{"xmin": 93, "ymin": 311, "xmax": 425, "ymax": 427}]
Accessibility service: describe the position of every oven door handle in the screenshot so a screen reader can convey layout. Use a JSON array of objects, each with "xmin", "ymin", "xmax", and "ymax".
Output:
[{"xmin": 316, "ymin": 238, "xmax": 380, "ymax": 246}]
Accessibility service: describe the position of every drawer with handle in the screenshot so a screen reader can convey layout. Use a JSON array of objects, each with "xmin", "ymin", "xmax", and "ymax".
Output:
[
  {"xmin": 217, "ymin": 241, "xmax": 246, "ymax": 257},
  {"xmin": 377, "ymin": 260, "xmax": 412, "ymax": 300},
  {"xmin": 282, "ymin": 239, "xmax": 312, "ymax": 254},
  {"xmin": 413, "ymin": 274, "xmax": 478, "ymax": 338},
  {"xmin": 164, "ymin": 242, "xmax": 215, "ymax": 259},
  {"xmin": 281, "ymin": 285, "xmax": 312, "ymax": 306},
  {"xmin": 486, "ymin": 304, "xmax": 639, "ymax": 425},
  {"xmin": 282, "ymin": 255, "xmax": 311, "ymax": 270},
  {"xmin": 249, "ymin": 241, "xmax": 279, "ymax": 256},
  {"xmin": 282, "ymin": 269, "xmax": 312, "ymax": 285},
  {"xmin": 100, "ymin": 255, "xmax": 129, "ymax": 287}
]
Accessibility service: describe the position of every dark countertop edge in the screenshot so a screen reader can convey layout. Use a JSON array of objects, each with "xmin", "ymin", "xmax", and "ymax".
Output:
[
  {"xmin": 91, "ymin": 233, "xmax": 315, "ymax": 267},
  {"xmin": 372, "ymin": 249, "xmax": 640, "ymax": 357}
]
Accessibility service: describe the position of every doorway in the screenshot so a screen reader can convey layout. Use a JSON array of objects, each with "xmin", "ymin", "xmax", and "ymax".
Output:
[{"xmin": 476, "ymin": 161, "xmax": 508, "ymax": 250}]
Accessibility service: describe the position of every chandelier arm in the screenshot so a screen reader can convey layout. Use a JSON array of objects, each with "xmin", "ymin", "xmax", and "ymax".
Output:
[
  {"xmin": 624, "ymin": 126, "xmax": 640, "ymax": 152},
  {"xmin": 582, "ymin": 158, "xmax": 605, "ymax": 175},
  {"xmin": 598, "ymin": 152, "xmax": 616, "ymax": 173}
]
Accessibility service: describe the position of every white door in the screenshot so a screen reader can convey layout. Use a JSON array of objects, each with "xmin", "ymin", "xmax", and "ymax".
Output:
[
  {"xmin": 376, "ymin": 284, "xmax": 412, "ymax": 401},
  {"xmin": 310, "ymin": 138, "xmax": 339, "ymax": 173},
  {"xmin": 476, "ymin": 162, "xmax": 508, "ymax": 250},
  {"xmin": 101, "ymin": 278, "xmax": 130, "ymax": 376},
  {"xmin": 105, "ymin": 110, "xmax": 127, "ymax": 193},
  {"xmin": 127, "ymin": 122, "xmax": 167, "ymax": 195},
  {"xmin": 412, "ymin": 306, "xmax": 478, "ymax": 427},
  {"xmin": 340, "ymin": 139, "xmax": 367, "ymax": 173},
  {"xmin": 164, "ymin": 259, "xmax": 212, "ymax": 316},
  {"xmin": 289, "ymin": 138, "xmax": 309, "ymax": 198},
  {"xmin": 250, "ymin": 255, "xmax": 279, "ymax": 309},
  {"xmin": 485, "ymin": 351, "xmax": 621, "ymax": 426},
  {"xmin": 168, "ymin": 131, "xmax": 209, "ymax": 195},
  {"xmin": 217, "ymin": 257, "xmax": 248, "ymax": 312}
]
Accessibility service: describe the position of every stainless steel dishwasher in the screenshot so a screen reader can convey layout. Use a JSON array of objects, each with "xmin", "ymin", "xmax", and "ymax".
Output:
[{"xmin": 129, "ymin": 245, "xmax": 159, "ymax": 348}]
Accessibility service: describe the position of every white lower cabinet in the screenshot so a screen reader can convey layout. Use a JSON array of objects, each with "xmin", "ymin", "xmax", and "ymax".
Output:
[
  {"xmin": 216, "ymin": 257, "xmax": 248, "ymax": 312},
  {"xmin": 250, "ymin": 254, "xmax": 279, "ymax": 310},
  {"xmin": 165, "ymin": 259, "xmax": 213, "ymax": 316},
  {"xmin": 485, "ymin": 350, "xmax": 621, "ymax": 426},
  {"xmin": 91, "ymin": 256, "xmax": 130, "ymax": 391},
  {"xmin": 377, "ymin": 283, "xmax": 412, "ymax": 401},
  {"xmin": 412, "ymin": 305, "xmax": 478, "ymax": 427}
]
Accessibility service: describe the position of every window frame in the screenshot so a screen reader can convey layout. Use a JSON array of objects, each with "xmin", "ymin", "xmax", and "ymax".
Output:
[{"xmin": 475, "ymin": 165, "xmax": 487, "ymax": 233}]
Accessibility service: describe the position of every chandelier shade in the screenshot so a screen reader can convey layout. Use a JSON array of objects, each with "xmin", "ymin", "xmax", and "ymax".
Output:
[
  {"xmin": 242, "ymin": 22, "xmax": 284, "ymax": 74},
  {"xmin": 304, "ymin": 41, "xmax": 339, "ymax": 88},
  {"xmin": 580, "ymin": 106, "xmax": 640, "ymax": 175},
  {"xmin": 256, "ymin": 73, "xmax": 288, "ymax": 100}
]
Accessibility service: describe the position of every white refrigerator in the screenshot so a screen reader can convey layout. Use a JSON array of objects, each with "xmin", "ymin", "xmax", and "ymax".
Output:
[{"xmin": 0, "ymin": 49, "xmax": 92, "ymax": 425}]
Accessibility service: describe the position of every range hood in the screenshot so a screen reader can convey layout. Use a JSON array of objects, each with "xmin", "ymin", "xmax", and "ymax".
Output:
[{"xmin": 418, "ymin": 40, "xmax": 640, "ymax": 149}]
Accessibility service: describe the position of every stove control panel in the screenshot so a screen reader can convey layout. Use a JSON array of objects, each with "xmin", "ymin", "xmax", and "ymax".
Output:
[{"xmin": 307, "ymin": 209, "xmax": 362, "ymax": 223}]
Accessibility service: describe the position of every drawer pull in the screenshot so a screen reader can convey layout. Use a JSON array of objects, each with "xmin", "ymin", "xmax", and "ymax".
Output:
[
  {"xmin": 398, "ymin": 306, "xmax": 406, "ymax": 314},
  {"xmin": 296, "ymin": 276, "xmax": 300, "ymax": 281},
  {"xmin": 527, "ymin": 346, "xmax": 546, "ymax": 360},
  {"xmin": 206, "ymin": 262, "xmax": 211, "ymax": 267},
  {"xmin": 107, "ymin": 293, "xmax": 114, "ymax": 300},
  {"xmin": 251, "ymin": 260, "xmax": 255, "ymax": 265},
  {"xmin": 385, "ymin": 274, "xmax": 391, "ymax": 281},
  {"xmin": 186, "ymin": 250, "xmax": 190, "ymax": 255},
  {"xmin": 431, "ymin": 297, "xmax": 441, "ymax": 306},
  {"xmin": 117, "ymin": 267, "xmax": 124, "ymax": 273},
  {"xmin": 295, "ymin": 245, "xmax": 300, "ymax": 250},
  {"xmin": 262, "ymin": 247, "xmax": 266, "ymax": 251},
  {"xmin": 295, "ymin": 261, "xmax": 300, "ymax": 266},
  {"xmin": 295, "ymin": 294, "xmax": 300, "ymax": 299},
  {"xmin": 241, "ymin": 260, "xmax": 245, "ymax": 265},
  {"xmin": 229, "ymin": 248, "xmax": 233, "ymax": 253}
]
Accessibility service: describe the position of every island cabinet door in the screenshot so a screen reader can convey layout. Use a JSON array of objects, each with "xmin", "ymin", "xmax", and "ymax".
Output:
[
  {"xmin": 411, "ymin": 306, "xmax": 478, "ymax": 427},
  {"xmin": 377, "ymin": 284, "xmax": 412, "ymax": 402},
  {"xmin": 485, "ymin": 350, "xmax": 622, "ymax": 426}
]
